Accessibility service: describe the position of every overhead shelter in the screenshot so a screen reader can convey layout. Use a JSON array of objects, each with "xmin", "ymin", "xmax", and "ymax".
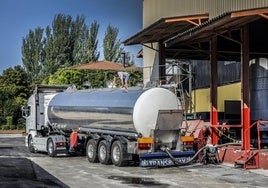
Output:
[
  {"xmin": 124, "ymin": 14, "xmax": 209, "ymax": 46},
  {"xmin": 124, "ymin": 14, "xmax": 209, "ymax": 79},
  {"xmin": 165, "ymin": 7, "xmax": 268, "ymax": 61},
  {"xmin": 164, "ymin": 7, "xmax": 268, "ymax": 151}
]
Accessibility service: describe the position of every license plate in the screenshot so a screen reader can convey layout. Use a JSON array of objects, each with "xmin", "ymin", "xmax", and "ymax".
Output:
[{"xmin": 56, "ymin": 147, "xmax": 67, "ymax": 150}]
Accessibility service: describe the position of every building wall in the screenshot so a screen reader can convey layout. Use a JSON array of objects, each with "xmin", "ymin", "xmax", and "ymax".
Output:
[
  {"xmin": 142, "ymin": 0, "xmax": 268, "ymax": 83},
  {"xmin": 143, "ymin": 0, "xmax": 268, "ymax": 27},
  {"xmin": 192, "ymin": 82, "xmax": 241, "ymax": 113}
]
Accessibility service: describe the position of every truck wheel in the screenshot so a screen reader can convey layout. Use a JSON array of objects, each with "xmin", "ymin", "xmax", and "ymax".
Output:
[
  {"xmin": 28, "ymin": 135, "xmax": 36, "ymax": 153},
  {"xmin": 47, "ymin": 138, "xmax": 56, "ymax": 157},
  {"xmin": 86, "ymin": 139, "xmax": 99, "ymax": 163},
  {"xmin": 111, "ymin": 140, "xmax": 127, "ymax": 167},
  {"xmin": 98, "ymin": 140, "xmax": 111, "ymax": 164}
]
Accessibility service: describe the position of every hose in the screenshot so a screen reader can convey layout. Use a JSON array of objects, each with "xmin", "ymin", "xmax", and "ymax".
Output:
[
  {"xmin": 160, "ymin": 142, "xmax": 241, "ymax": 167},
  {"xmin": 160, "ymin": 145, "xmax": 208, "ymax": 166}
]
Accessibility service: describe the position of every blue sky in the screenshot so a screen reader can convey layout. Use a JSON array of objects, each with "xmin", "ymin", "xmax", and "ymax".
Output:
[{"xmin": 0, "ymin": 0, "xmax": 143, "ymax": 74}]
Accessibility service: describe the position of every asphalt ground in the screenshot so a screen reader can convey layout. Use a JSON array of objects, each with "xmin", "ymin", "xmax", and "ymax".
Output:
[
  {"xmin": 0, "ymin": 134, "xmax": 67, "ymax": 187},
  {"xmin": 1, "ymin": 134, "xmax": 268, "ymax": 188}
]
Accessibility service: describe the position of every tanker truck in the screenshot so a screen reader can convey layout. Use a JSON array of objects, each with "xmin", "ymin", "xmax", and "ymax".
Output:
[{"xmin": 22, "ymin": 85, "xmax": 195, "ymax": 167}]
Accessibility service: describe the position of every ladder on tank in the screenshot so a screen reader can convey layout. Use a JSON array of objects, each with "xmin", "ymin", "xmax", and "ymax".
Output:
[{"xmin": 177, "ymin": 82, "xmax": 185, "ymax": 112}]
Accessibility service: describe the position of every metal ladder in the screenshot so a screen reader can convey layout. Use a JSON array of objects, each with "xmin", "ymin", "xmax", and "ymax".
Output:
[{"xmin": 177, "ymin": 82, "xmax": 185, "ymax": 111}]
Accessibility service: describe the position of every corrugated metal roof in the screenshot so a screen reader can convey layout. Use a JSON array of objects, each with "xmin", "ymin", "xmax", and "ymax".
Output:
[
  {"xmin": 124, "ymin": 14, "xmax": 209, "ymax": 45},
  {"xmin": 165, "ymin": 7, "xmax": 268, "ymax": 47}
]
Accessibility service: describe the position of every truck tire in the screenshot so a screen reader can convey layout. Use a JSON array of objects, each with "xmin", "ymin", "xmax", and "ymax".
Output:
[
  {"xmin": 47, "ymin": 138, "xmax": 56, "ymax": 157},
  {"xmin": 28, "ymin": 135, "xmax": 36, "ymax": 153},
  {"xmin": 86, "ymin": 139, "xmax": 99, "ymax": 163},
  {"xmin": 111, "ymin": 140, "xmax": 127, "ymax": 167},
  {"xmin": 98, "ymin": 140, "xmax": 111, "ymax": 164}
]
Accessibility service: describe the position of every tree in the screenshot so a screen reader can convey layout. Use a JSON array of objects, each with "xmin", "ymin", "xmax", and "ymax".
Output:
[
  {"xmin": 21, "ymin": 27, "xmax": 44, "ymax": 83},
  {"xmin": 42, "ymin": 14, "xmax": 73, "ymax": 76},
  {"xmin": 46, "ymin": 69, "xmax": 85, "ymax": 89},
  {"xmin": 103, "ymin": 25, "xmax": 123, "ymax": 62},
  {"xmin": 86, "ymin": 21, "xmax": 100, "ymax": 62},
  {"xmin": 0, "ymin": 66, "xmax": 30, "ymax": 129},
  {"xmin": 42, "ymin": 14, "xmax": 101, "ymax": 76},
  {"xmin": 73, "ymin": 20, "xmax": 100, "ymax": 64}
]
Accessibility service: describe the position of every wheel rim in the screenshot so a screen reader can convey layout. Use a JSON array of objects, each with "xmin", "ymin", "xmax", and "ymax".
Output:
[
  {"xmin": 87, "ymin": 144, "xmax": 94, "ymax": 158},
  {"xmin": 112, "ymin": 145, "xmax": 120, "ymax": 162},
  {"xmin": 99, "ymin": 145, "xmax": 106, "ymax": 160},
  {"xmin": 48, "ymin": 141, "xmax": 53, "ymax": 154}
]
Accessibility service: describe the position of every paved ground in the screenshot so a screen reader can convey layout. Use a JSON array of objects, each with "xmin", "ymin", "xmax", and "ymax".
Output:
[{"xmin": 1, "ymin": 134, "xmax": 268, "ymax": 188}]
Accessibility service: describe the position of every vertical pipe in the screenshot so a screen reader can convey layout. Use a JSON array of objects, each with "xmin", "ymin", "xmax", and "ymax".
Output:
[
  {"xmin": 122, "ymin": 52, "xmax": 126, "ymax": 68},
  {"xmin": 210, "ymin": 36, "xmax": 218, "ymax": 145},
  {"xmin": 159, "ymin": 41, "xmax": 166, "ymax": 82},
  {"xmin": 189, "ymin": 63, "xmax": 193, "ymax": 113},
  {"xmin": 241, "ymin": 25, "xmax": 250, "ymax": 151}
]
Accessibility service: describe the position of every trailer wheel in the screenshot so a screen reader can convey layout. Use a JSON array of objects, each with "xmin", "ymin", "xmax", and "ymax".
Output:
[
  {"xmin": 86, "ymin": 139, "xmax": 99, "ymax": 163},
  {"xmin": 98, "ymin": 140, "xmax": 111, "ymax": 164},
  {"xmin": 28, "ymin": 135, "xmax": 36, "ymax": 153},
  {"xmin": 111, "ymin": 140, "xmax": 127, "ymax": 167},
  {"xmin": 47, "ymin": 138, "xmax": 56, "ymax": 157}
]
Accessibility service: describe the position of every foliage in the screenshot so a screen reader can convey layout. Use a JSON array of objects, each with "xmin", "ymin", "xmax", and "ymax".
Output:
[
  {"xmin": 22, "ymin": 14, "xmax": 101, "ymax": 83},
  {"xmin": 0, "ymin": 66, "xmax": 30, "ymax": 129},
  {"xmin": 103, "ymin": 25, "xmax": 123, "ymax": 62},
  {"xmin": 21, "ymin": 27, "xmax": 44, "ymax": 84},
  {"xmin": 74, "ymin": 20, "xmax": 100, "ymax": 64},
  {"xmin": 46, "ymin": 69, "xmax": 85, "ymax": 89},
  {"xmin": 45, "ymin": 68, "xmax": 143, "ymax": 89},
  {"xmin": 22, "ymin": 13, "xmax": 139, "ymax": 85}
]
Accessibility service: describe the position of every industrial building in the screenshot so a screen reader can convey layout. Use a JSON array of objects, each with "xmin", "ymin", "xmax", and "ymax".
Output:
[{"xmin": 124, "ymin": 0, "xmax": 268, "ymax": 169}]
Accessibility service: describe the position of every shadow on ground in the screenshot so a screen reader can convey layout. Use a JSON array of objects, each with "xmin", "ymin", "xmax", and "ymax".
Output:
[{"xmin": 0, "ymin": 157, "xmax": 68, "ymax": 188}]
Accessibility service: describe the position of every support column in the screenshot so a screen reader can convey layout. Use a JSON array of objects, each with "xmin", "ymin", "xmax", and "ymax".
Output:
[
  {"xmin": 241, "ymin": 25, "xmax": 250, "ymax": 151},
  {"xmin": 158, "ymin": 41, "xmax": 166, "ymax": 83},
  {"xmin": 210, "ymin": 36, "xmax": 218, "ymax": 145}
]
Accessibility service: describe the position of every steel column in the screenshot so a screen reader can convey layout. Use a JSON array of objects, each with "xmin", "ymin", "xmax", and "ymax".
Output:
[
  {"xmin": 210, "ymin": 36, "xmax": 219, "ymax": 145},
  {"xmin": 241, "ymin": 25, "xmax": 250, "ymax": 151}
]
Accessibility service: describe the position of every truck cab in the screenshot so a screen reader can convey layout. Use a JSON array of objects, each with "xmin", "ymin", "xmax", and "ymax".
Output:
[{"xmin": 22, "ymin": 85, "xmax": 70, "ymax": 155}]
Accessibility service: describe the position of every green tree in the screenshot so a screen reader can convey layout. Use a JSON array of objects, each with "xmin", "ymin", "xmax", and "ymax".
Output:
[
  {"xmin": 38, "ymin": 14, "xmax": 101, "ymax": 78},
  {"xmin": 21, "ymin": 27, "xmax": 44, "ymax": 83},
  {"xmin": 86, "ymin": 21, "xmax": 100, "ymax": 62},
  {"xmin": 0, "ymin": 66, "xmax": 30, "ymax": 129},
  {"xmin": 73, "ymin": 20, "xmax": 100, "ymax": 64},
  {"xmin": 42, "ymin": 14, "xmax": 73, "ymax": 76},
  {"xmin": 103, "ymin": 25, "xmax": 123, "ymax": 62}
]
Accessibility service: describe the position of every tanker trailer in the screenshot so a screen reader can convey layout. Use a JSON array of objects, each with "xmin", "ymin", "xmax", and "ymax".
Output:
[{"xmin": 23, "ymin": 85, "xmax": 195, "ymax": 167}]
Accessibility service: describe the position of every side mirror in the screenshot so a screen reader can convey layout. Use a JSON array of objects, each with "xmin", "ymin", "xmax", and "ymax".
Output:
[{"xmin": 22, "ymin": 106, "xmax": 30, "ymax": 118}]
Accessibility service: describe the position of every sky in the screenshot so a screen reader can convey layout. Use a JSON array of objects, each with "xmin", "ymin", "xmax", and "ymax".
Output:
[{"xmin": 0, "ymin": 0, "xmax": 143, "ymax": 74}]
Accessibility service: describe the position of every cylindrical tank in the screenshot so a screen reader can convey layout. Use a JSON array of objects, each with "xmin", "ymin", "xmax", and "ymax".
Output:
[
  {"xmin": 47, "ymin": 87, "xmax": 180, "ymax": 137},
  {"xmin": 250, "ymin": 58, "xmax": 268, "ymax": 120}
]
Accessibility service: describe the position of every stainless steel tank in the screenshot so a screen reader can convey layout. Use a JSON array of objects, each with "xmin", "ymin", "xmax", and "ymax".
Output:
[
  {"xmin": 250, "ymin": 58, "xmax": 268, "ymax": 121},
  {"xmin": 47, "ymin": 87, "xmax": 180, "ymax": 137}
]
